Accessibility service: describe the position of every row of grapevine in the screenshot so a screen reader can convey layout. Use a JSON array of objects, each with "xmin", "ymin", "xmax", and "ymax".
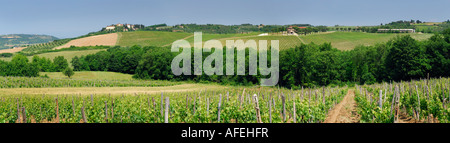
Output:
[
  {"xmin": 355, "ymin": 77, "xmax": 450, "ymax": 123},
  {"xmin": 0, "ymin": 76, "xmax": 180, "ymax": 88},
  {"xmin": 23, "ymin": 39, "xmax": 71, "ymax": 53},
  {"xmin": 0, "ymin": 86, "xmax": 348, "ymax": 123}
]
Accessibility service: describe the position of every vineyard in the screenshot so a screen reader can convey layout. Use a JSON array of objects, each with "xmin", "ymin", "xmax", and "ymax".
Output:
[
  {"xmin": 0, "ymin": 76, "xmax": 180, "ymax": 88},
  {"xmin": 0, "ymin": 86, "xmax": 348, "ymax": 123},
  {"xmin": 355, "ymin": 77, "xmax": 450, "ymax": 123},
  {"xmin": 22, "ymin": 39, "xmax": 71, "ymax": 54}
]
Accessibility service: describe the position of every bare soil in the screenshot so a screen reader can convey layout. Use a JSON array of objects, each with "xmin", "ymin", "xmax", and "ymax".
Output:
[
  {"xmin": 0, "ymin": 47, "xmax": 26, "ymax": 53},
  {"xmin": 324, "ymin": 90, "xmax": 360, "ymax": 123},
  {"xmin": 54, "ymin": 33, "xmax": 118, "ymax": 49}
]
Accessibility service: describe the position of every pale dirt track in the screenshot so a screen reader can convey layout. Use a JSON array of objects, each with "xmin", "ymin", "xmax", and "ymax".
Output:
[
  {"xmin": 0, "ymin": 84, "xmax": 227, "ymax": 96},
  {"xmin": 324, "ymin": 90, "xmax": 360, "ymax": 123},
  {"xmin": 0, "ymin": 47, "xmax": 26, "ymax": 53},
  {"xmin": 54, "ymin": 33, "xmax": 118, "ymax": 49}
]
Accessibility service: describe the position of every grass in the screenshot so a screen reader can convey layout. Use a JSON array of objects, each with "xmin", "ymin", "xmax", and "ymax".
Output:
[
  {"xmin": 40, "ymin": 71, "xmax": 133, "ymax": 80},
  {"xmin": 213, "ymin": 35, "xmax": 303, "ymax": 51},
  {"xmin": 0, "ymin": 83, "xmax": 225, "ymax": 95},
  {"xmin": 117, "ymin": 31, "xmax": 262, "ymax": 48},
  {"xmin": 299, "ymin": 32, "xmax": 433, "ymax": 50},
  {"xmin": 184, "ymin": 32, "xmax": 261, "ymax": 43},
  {"xmin": 117, "ymin": 31, "xmax": 193, "ymax": 47},
  {"xmin": 0, "ymin": 49, "xmax": 106, "ymax": 67},
  {"xmin": 0, "ymin": 74, "xmax": 182, "ymax": 88},
  {"xmin": 116, "ymin": 31, "xmax": 434, "ymax": 51}
]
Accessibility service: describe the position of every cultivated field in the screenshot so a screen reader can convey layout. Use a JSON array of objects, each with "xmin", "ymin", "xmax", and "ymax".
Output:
[
  {"xmin": 355, "ymin": 78, "xmax": 450, "ymax": 123},
  {"xmin": 54, "ymin": 33, "xmax": 117, "ymax": 50},
  {"xmin": 215, "ymin": 35, "xmax": 303, "ymax": 51},
  {"xmin": 0, "ymin": 83, "xmax": 221, "ymax": 96},
  {"xmin": 300, "ymin": 32, "xmax": 433, "ymax": 50},
  {"xmin": 0, "ymin": 85, "xmax": 348, "ymax": 123},
  {"xmin": 117, "ymin": 31, "xmax": 192, "ymax": 47},
  {"xmin": 40, "ymin": 71, "xmax": 134, "ymax": 80},
  {"xmin": 38, "ymin": 31, "xmax": 435, "ymax": 52},
  {"xmin": 0, "ymin": 49, "xmax": 106, "ymax": 67},
  {"xmin": 0, "ymin": 47, "xmax": 25, "ymax": 54}
]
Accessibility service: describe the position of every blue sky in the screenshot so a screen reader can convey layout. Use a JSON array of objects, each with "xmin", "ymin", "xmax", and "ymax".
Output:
[{"xmin": 1, "ymin": 0, "xmax": 449, "ymax": 38}]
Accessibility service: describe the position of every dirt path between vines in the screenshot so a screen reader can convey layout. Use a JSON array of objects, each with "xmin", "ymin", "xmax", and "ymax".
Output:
[{"xmin": 324, "ymin": 90, "xmax": 360, "ymax": 123}]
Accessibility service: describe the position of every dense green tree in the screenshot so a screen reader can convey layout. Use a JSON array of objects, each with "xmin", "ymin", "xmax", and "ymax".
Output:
[
  {"xmin": 2, "ymin": 54, "xmax": 39, "ymax": 77},
  {"xmin": 71, "ymin": 56, "xmax": 82, "ymax": 71},
  {"xmin": 63, "ymin": 67, "xmax": 75, "ymax": 78},
  {"xmin": 133, "ymin": 47, "xmax": 175, "ymax": 80},
  {"xmin": 424, "ymin": 34, "xmax": 450, "ymax": 77},
  {"xmin": 385, "ymin": 35, "xmax": 430, "ymax": 81},
  {"xmin": 53, "ymin": 56, "xmax": 69, "ymax": 72}
]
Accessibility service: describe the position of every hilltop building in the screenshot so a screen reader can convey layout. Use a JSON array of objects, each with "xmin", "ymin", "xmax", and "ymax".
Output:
[
  {"xmin": 105, "ymin": 26, "xmax": 116, "ymax": 30},
  {"xmin": 377, "ymin": 29, "xmax": 415, "ymax": 33},
  {"xmin": 103, "ymin": 23, "xmax": 141, "ymax": 32},
  {"xmin": 286, "ymin": 26, "xmax": 298, "ymax": 36}
]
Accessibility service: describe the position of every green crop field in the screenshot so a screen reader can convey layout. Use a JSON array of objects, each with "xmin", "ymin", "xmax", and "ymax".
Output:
[
  {"xmin": 210, "ymin": 35, "xmax": 302, "ymax": 51},
  {"xmin": 40, "ymin": 71, "xmax": 133, "ymax": 80},
  {"xmin": 0, "ymin": 85, "xmax": 348, "ymax": 123},
  {"xmin": 117, "ymin": 31, "xmax": 193, "ymax": 47},
  {"xmin": 184, "ymin": 32, "xmax": 261, "ymax": 43},
  {"xmin": 0, "ymin": 49, "xmax": 105, "ymax": 67},
  {"xmin": 299, "ymin": 32, "xmax": 433, "ymax": 50}
]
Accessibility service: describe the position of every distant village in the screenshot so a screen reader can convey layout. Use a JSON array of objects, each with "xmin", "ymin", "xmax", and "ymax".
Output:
[{"xmin": 102, "ymin": 23, "xmax": 144, "ymax": 32}]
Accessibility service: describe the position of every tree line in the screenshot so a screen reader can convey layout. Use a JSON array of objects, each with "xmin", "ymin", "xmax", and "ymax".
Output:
[
  {"xmin": 0, "ymin": 54, "xmax": 69, "ymax": 77},
  {"xmin": 69, "ymin": 28, "xmax": 449, "ymax": 88}
]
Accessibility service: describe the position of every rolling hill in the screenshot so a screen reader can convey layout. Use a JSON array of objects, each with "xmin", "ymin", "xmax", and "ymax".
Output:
[
  {"xmin": 10, "ymin": 30, "xmax": 434, "ymax": 55},
  {"xmin": 117, "ymin": 31, "xmax": 192, "ymax": 47},
  {"xmin": 54, "ymin": 33, "xmax": 117, "ymax": 49},
  {"xmin": 0, "ymin": 34, "xmax": 58, "ymax": 49},
  {"xmin": 299, "ymin": 32, "xmax": 432, "ymax": 50},
  {"xmin": 0, "ymin": 49, "xmax": 106, "ymax": 67}
]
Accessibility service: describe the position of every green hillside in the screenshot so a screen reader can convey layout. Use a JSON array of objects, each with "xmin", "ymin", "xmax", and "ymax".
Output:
[
  {"xmin": 117, "ymin": 31, "xmax": 192, "ymax": 47},
  {"xmin": 40, "ymin": 71, "xmax": 133, "ymax": 80},
  {"xmin": 213, "ymin": 35, "xmax": 302, "ymax": 51},
  {"xmin": 300, "ymin": 32, "xmax": 432, "ymax": 50},
  {"xmin": 0, "ymin": 49, "xmax": 106, "ymax": 67}
]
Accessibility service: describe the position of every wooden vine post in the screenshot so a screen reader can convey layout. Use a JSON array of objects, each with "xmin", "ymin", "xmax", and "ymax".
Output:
[
  {"xmin": 90, "ymin": 94, "xmax": 93, "ymax": 106},
  {"xmin": 105, "ymin": 101, "xmax": 108, "ymax": 123},
  {"xmin": 415, "ymin": 85, "xmax": 420, "ymax": 119},
  {"xmin": 81, "ymin": 107, "xmax": 87, "ymax": 123},
  {"xmin": 269, "ymin": 93, "xmax": 272, "ymax": 123},
  {"xmin": 72, "ymin": 97, "xmax": 75, "ymax": 117},
  {"xmin": 112, "ymin": 98, "xmax": 114, "ymax": 123},
  {"xmin": 56, "ymin": 98, "xmax": 60, "ymax": 123},
  {"xmin": 379, "ymin": 90, "xmax": 383, "ymax": 110},
  {"xmin": 218, "ymin": 94, "xmax": 222, "ymax": 123},
  {"xmin": 253, "ymin": 94, "xmax": 262, "ymax": 123},
  {"xmin": 82, "ymin": 98, "xmax": 87, "ymax": 123},
  {"xmin": 281, "ymin": 94, "xmax": 286, "ymax": 122},
  {"xmin": 152, "ymin": 97, "xmax": 156, "ymax": 123},
  {"xmin": 16, "ymin": 98, "xmax": 20, "ymax": 123},
  {"xmin": 322, "ymin": 86, "xmax": 325, "ymax": 105},
  {"xmin": 394, "ymin": 86, "xmax": 400, "ymax": 123},
  {"xmin": 293, "ymin": 101, "xmax": 296, "ymax": 123},
  {"xmin": 161, "ymin": 92, "xmax": 164, "ymax": 118},
  {"xmin": 22, "ymin": 107, "xmax": 26, "ymax": 123},
  {"xmin": 239, "ymin": 89, "xmax": 245, "ymax": 110},
  {"xmin": 206, "ymin": 97, "xmax": 209, "ymax": 118},
  {"xmin": 164, "ymin": 97, "xmax": 169, "ymax": 123}
]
